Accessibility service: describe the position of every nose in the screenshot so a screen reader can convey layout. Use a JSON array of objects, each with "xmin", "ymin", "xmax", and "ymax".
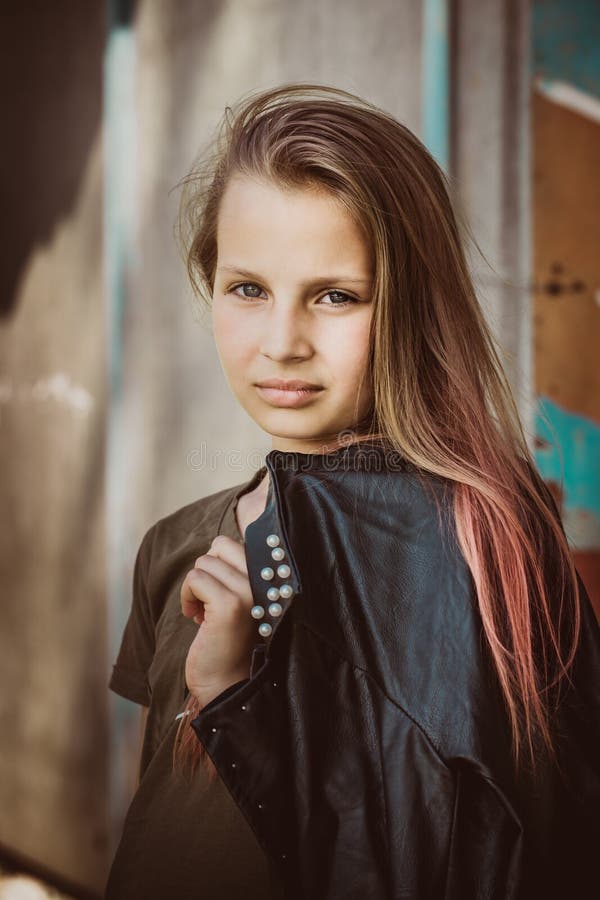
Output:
[{"xmin": 258, "ymin": 300, "xmax": 313, "ymax": 362}]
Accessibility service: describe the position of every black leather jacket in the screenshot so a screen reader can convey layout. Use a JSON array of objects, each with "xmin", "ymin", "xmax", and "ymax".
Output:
[{"xmin": 191, "ymin": 441, "xmax": 600, "ymax": 899}]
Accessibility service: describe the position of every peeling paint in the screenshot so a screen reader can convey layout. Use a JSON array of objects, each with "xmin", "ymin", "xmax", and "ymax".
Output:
[
  {"xmin": 534, "ymin": 394, "xmax": 600, "ymax": 549},
  {"xmin": 0, "ymin": 373, "xmax": 94, "ymax": 417},
  {"xmin": 534, "ymin": 77, "xmax": 600, "ymax": 123}
]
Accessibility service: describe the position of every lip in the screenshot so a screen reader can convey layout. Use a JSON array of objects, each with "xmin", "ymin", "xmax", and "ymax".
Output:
[{"xmin": 255, "ymin": 382, "xmax": 324, "ymax": 408}]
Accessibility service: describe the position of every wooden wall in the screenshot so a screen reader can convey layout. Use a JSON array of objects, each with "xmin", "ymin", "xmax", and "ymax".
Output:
[{"xmin": 531, "ymin": 0, "xmax": 600, "ymax": 620}]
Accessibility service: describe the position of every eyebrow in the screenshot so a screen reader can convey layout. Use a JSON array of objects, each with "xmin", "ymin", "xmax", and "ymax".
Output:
[{"xmin": 217, "ymin": 265, "xmax": 372, "ymax": 288}]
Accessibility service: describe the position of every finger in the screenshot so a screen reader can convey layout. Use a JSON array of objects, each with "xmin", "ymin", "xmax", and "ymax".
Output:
[
  {"xmin": 202, "ymin": 534, "xmax": 248, "ymax": 575},
  {"xmin": 181, "ymin": 568, "xmax": 205, "ymax": 620},
  {"xmin": 181, "ymin": 566, "xmax": 244, "ymax": 622},
  {"xmin": 180, "ymin": 568, "xmax": 228, "ymax": 620},
  {"xmin": 193, "ymin": 552, "xmax": 253, "ymax": 605}
]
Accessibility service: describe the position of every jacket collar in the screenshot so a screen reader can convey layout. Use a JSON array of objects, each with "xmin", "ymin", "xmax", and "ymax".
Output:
[{"xmin": 265, "ymin": 437, "xmax": 411, "ymax": 475}]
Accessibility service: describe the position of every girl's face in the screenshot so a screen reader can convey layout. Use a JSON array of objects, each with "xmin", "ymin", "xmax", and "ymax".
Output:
[{"xmin": 212, "ymin": 174, "xmax": 374, "ymax": 454}]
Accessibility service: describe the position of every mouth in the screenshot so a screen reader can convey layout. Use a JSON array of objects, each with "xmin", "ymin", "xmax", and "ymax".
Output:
[{"xmin": 254, "ymin": 382, "xmax": 324, "ymax": 408}]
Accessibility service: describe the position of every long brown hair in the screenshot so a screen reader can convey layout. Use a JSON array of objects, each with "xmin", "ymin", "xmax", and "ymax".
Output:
[{"xmin": 172, "ymin": 83, "xmax": 582, "ymax": 785}]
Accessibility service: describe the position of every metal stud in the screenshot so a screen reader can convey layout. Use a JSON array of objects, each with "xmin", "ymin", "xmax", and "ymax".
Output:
[
  {"xmin": 266, "ymin": 534, "xmax": 280, "ymax": 547},
  {"xmin": 271, "ymin": 547, "xmax": 285, "ymax": 561},
  {"xmin": 251, "ymin": 605, "xmax": 265, "ymax": 619},
  {"xmin": 268, "ymin": 602, "xmax": 283, "ymax": 617},
  {"xmin": 260, "ymin": 566, "xmax": 275, "ymax": 581},
  {"xmin": 266, "ymin": 586, "xmax": 280, "ymax": 601},
  {"xmin": 279, "ymin": 583, "xmax": 294, "ymax": 599},
  {"xmin": 258, "ymin": 622, "xmax": 272, "ymax": 638}
]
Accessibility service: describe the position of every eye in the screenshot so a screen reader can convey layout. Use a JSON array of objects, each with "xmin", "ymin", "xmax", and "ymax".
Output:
[
  {"xmin": 230, "ymin": 282, "xmax": 265, "ymax": 300},
  {"xmin": 320, "ymin": 289, "xmax": 358, "ymax": 307},
  {"xmin": 228, "ymin": 283, "xmax": 360, "ymax": 308}
]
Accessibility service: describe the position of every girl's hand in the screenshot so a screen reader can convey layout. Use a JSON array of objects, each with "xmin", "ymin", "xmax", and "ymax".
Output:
[{"xmin": 181, "ymin": 534, "xmax": 256, "ymax": 701}]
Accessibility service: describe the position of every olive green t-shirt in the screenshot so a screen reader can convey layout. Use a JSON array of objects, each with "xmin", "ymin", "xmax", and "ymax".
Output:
[{"xmin": 105, "ymin": 464, "xmax": 286, "ymax": 899}]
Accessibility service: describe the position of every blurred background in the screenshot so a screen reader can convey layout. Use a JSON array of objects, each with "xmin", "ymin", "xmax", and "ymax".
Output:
[{"xmin": 0, "ymin": 0, "xmax": 598, "ymax": 897}]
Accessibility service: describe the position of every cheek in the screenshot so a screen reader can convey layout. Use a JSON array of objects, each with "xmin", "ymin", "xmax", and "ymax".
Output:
[
  {"xmin": 212, "ymin": 305, "xmax": 254, "ymax": 362},
  {"xmin": 324, "ymin": 317, "xmax": 372, "ymax": 385}
]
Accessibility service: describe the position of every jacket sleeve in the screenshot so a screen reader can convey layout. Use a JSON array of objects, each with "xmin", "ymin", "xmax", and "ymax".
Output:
[
  {"xmin": 442, "ymin": 763, "xmax": 525, "ymax": 900},
  {"xmin": 370, "ymin": 677, "xmax": 525, "ymax": 900},
  {"xmin": 389, "ymin": 723, "xmax": 528, "ymax": 900},
  {"xmin": 444, "ymin": 760, "xmax": 600, "ymax": 900}
]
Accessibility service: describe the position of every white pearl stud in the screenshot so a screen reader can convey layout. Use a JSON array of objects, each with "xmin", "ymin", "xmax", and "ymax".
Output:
[
  {"xmin": 279, "ymin": 584, "xmax": 294, "ymax": 599},
  {"xmin": 276, "ymin": 564, "xmax": 291, "ymax": 579},
  {"xmin": 268, "ymin": 602, "xmax": 283, "ymax": 617},
  {"xmin": 251, "ymin": 605, "xmax": 265, "ymax": 619},
  {"xmin": 266, "ymin": 586, "xmax": 280, "ymax": 601},
  {"xmin": 260, "ymin": 567, "xmax": 275, "ymax": 581},
  {"xmin": 271, "ymin": 547, "xmax": 285, "ymax": 561},
  {"xmin": 258, "ymin": 622, "xmax": 272, "ymax": 637},
  {"xmin": 266, "ymin": 534, "xmax": 280, "ymax": 547}
]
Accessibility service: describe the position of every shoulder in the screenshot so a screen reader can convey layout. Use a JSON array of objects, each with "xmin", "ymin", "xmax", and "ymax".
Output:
[
  {"xmin": 137, "ymin": 478, "xmax": 245, "ymax": 569},
  {"xmin": 155, "ymin": 480, "xmax": 239, "ymax": 538}
]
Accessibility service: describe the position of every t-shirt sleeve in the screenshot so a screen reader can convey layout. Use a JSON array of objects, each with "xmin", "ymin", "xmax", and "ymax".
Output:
[{"xmin": 108, "ymin": 525, "xmax": 156, "ymax": 706}]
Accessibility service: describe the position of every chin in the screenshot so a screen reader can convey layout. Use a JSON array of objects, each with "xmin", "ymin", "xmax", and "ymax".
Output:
[{"xmin": 253, "ymin": 408, "xmax": 325, "ymax": 432}]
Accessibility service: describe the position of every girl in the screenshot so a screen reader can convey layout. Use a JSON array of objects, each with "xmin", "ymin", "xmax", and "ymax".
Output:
[{"xmin": 105, "ymin": 83, "xmax": 600, "ymax": 899}]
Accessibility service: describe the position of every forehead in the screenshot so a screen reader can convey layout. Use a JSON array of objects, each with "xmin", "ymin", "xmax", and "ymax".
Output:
[{"xmin": 216, "ymin": 175, "xmax": 372, "ymax": 275}]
